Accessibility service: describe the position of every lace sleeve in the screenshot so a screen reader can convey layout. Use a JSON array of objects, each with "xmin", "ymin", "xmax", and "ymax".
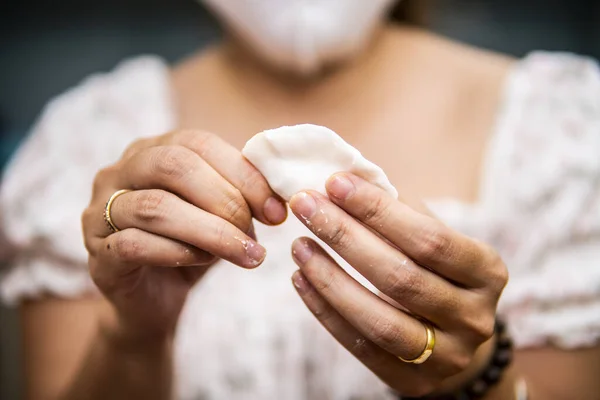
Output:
[
  {"xmin": 486, "ymin": 52, "xmax": 600, "ymax": 348},
  {"xmin": 0, "ymin": 56, "xmax": 174, "ymax": 305}
]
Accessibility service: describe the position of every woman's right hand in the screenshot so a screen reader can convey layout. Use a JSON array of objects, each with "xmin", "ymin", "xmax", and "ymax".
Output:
[{"xmin": 82, "ymin": 130, "xmax": 287, "ymax": 340}]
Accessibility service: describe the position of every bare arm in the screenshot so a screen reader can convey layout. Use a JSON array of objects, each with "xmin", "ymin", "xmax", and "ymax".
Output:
[
  {"xmin": 21, "ymin": 298, "xmax": 173, "ymax": 400},
  {"xmin": 443, "ymin": 339, "xmax": 600, "ymax": 399},
  {"xmin": 514, "ymin": 346, "xmax": 600, "ymax": 400}
]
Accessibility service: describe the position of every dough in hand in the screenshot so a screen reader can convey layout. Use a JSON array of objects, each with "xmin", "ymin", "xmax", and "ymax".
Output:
[{"xmin": 242, "ymin": 124, "xmax": 398, "ymax": 201}]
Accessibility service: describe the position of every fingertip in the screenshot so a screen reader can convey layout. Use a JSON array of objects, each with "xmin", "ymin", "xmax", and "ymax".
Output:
[
  {"xmin": 289, "ymin": 191, "xmax": 317, "ymax": 220},
  {"xmin": 326, "ymin": 173, "xmax": 356, "ymax": 201},
  {"xmin": 291, "ymin": 237, "xmax": 313, "ymax": 265},
  {"xmin": 242, "ymin": 239, "xmax": 267, "ymax": 269},
  {"xmin": 263, "ymin": 196, "xmax": 288, "ymax": 225},
  {"xmin": 291, "ymin": 270, "xmax": 312, "ymax": 294}
]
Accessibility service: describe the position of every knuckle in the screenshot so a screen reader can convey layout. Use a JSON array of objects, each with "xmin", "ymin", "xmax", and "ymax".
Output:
[
  {"xmin": 464, "ymin": 313, "xmax": 496, "ymax": 342},
  {"xmin": 151, "ymin": 146, "xmax": 196, "ymax": 180},
  {"xmin": 129, "ymin": 138, "xmax": 147, "ymax": 148},
  {"xmin": 88, "ymin": 258, "xmax": 102, "ymax": 281},
  {"xmin": 326, "ymin": 220, "xmax": 352, "ymax": 250},
  {"xmin": 91, "ymin": 171, "xmax": 106, "ymax": 194},
  {"xmin": 220, "ymin": 190, "xmax": 251, "ymax": 227},
  {"xmin": 134, "ymin": 190, "xmax": 170, "ymax": 224},
  {"xmin": 81, "ymin": 207, "xmax": 94, "ymax": 232},
  {"xmin": 122, "ymin": 138, "xmax": 149, "ymax": 159},
  {"xmin": 177, "ymin": 130, "xmax": 214, "ymax": 154},
  {"xmin": 238, "ymin": 166, "xmax": 268, "ymax": 195},
  {"xmin": 362, "ymin": 195, "xmax": 389, "ymax": 225},
  {"xmin": 380, "ymin": 258, "xmax": 422, "ymax": 301},
  {"xmin": 444, "ymin": 350, "xmax": 474, "ymax": 377},
  {"xmin": 490, "ymin": 268, "xmax": 509, "ymax": 295},
  {"xmin": 368, "ymin": 316, "xmax": 403, "ymax": 350},
  {"xmin": 112, "ymin": 232, "xmax": 145, "ymax": 262},
  {"xmin": 415, "ymin": 223, "xmax": 453, "ymax": 260},
  {"xmin": 488, "ymin": 255, "xmax": 509, "ymax": 293},
  {"xmin": 83, "ymin": 236, "xmax": 97, "ymax": 257},
  {"xmin": 92, "ymin": 166, "xmax": 115, "ymax": 197},
  {"xmin": 454, "ymin": 351, "xmax": 474, "ymax": 372},
  {"xmin": 81, "ymin": 229, "xmax": 96, "ymax": 254}
]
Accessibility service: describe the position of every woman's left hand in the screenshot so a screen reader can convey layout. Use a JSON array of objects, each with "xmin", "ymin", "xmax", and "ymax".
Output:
[{"xmin": 289, "ymin": 173, "xmax": 509, "ymax": 397}]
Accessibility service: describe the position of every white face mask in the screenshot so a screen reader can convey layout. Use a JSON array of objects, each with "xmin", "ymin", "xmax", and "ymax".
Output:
[{"xmin": 201, "ymin": 0, "xmax": 398, "ymax": 75}]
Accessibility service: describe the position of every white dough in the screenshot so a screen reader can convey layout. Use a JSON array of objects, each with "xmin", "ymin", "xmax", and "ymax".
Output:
[{"xmin": 242, "ymin": 124, "xmax": 398, "ymax": 201}]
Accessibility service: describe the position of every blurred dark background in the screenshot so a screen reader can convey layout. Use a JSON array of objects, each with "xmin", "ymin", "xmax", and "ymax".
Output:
[{"xmin": 0, "ymin": 0, "xmax": 599, "ymax": 398}]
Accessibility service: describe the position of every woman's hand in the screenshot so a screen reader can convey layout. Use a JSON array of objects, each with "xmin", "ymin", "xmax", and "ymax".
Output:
[
  {"xmin": 82, "ymin": 130, "xmax": 287, "ymax": 340},
  {"xmin": 288, "ymin": 173, "xmax": 508, "ymax": 397}
]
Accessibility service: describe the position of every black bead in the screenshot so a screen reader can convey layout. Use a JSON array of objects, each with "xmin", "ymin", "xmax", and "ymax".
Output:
[
  {"xmin": 467, "ymin": 379, "xmax": 488, "ymax": 396},
  {"xmin": 483, "ymin": 366, "xmax": 502, "ymax": 384},
  {"xmin": 493, "ymin": 348, "xmax": 512, "ymax": 367},
  {"xmin": 495, "ymin": 320, "xmax": 506, "ymax": 332},
  {"xmin": 497, "ymin": 332, "xmax": 512, "ymax": 349},
  {"xmin": 456, "ymin": 392, "xmax": 471, "ymax": 400}
]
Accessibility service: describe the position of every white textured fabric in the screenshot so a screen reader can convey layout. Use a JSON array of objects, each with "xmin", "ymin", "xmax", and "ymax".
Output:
[
  {"xmin": 242, "ymin": 124, "xmax": 399, "ymax": 201},
  {"xmin": 1, "ymin": 51, "xmax": 600, "ymax": 399},
  {"xmin": 426, "ymin": 52, "xmax": 600, "ymax": 349},
  {"xmin": 0, "ymin": 56, "xmax": 175, "ymax": 303}
]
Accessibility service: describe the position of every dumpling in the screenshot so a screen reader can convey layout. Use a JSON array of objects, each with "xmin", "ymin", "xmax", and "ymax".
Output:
[{"xmin": 242, "ymin": 124, "xmax": 398, "ymax": 201}]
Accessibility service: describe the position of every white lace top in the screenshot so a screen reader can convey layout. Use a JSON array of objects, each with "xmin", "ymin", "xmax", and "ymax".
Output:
[{"xmin": 1, "ymin": 52, "xmax": 600, "ymax": 400}]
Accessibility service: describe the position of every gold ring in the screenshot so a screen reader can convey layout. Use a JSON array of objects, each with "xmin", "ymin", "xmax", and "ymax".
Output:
[
  {"xmin": 398, "ymin": 319, "xmax": 436, "ymax": 365},
  {"xmin": 103, "ymin": 189, "xmax": 131, "ymax": 233}
]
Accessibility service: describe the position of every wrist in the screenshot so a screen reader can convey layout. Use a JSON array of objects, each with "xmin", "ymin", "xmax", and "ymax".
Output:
[{"xmin": 97, "ymin": 304, "xmax": 174, "ymax": 352}]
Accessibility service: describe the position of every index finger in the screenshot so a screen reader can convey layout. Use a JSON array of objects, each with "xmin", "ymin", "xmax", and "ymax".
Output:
[
  {"xmin": 168, "ymin": 130, "xmax": 287, "ymax": 226},
  {"xmin": 325, "ymin": 173, "xmax": 494, "ymax": 288}
]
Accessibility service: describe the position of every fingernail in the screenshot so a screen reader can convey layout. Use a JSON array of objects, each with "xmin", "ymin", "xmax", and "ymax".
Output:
[
  {"xmin": 292, "ymin": 270, "xmax": 311, "ymax": 293},
  {"xmin": 263, "ymin": 197, "xmax": 287, "ymax": 225},
  {"xmin": 290, "ymin": 192, "xmax": 317, "ymax": 220},
  {"xmin": 245, "ymin": 239, "xmax": 267, "ymax": 267},
  {"xmin": 292, "ymin": 238, "xmax": 313, "ymax": 264},
  {"xmin": 327, "ymin": 174, "xmax": 355, "ymax": 200}
]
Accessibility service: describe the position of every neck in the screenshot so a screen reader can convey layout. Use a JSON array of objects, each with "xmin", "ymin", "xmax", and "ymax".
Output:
[{"xmin": 215, "ymin": 24, "xmax": 400, "ymax": 113}]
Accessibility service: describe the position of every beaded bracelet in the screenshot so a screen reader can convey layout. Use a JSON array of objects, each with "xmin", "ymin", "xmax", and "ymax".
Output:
[{"xmin": 400, "ymin": 319, "xmax": 514, "ymax": 400}]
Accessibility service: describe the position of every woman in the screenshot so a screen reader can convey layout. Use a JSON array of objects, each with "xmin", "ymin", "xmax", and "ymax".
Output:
[{"xmin": 1, "ymin": 0, "xmax": 599, "ymax": 399}]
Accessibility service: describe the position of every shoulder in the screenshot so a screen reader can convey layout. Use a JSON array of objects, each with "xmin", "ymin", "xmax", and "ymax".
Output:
[
  {"xmin": 0, "ymin": 56, "xmax": 175, "ymax": 304},
  {"xmin": 1, "ymin": 55, "xmax": 176, "ymax": 226},
  {"xmin": 38, "ymin": 55, "xmax": 174, "ymax": 147},
  {"xmin": 52, "ymin": 55, "xmax": 172, "ymax": 106},
  {"xmin": 500, "ymin": 51, "xmax": 600, "ymax": 140},
  {"xmin": 480, "ymin": 52, "xmax": 600, "ymax": 348},
  {"xmin": 481, "ymin": 51, "xmax": 600, "ymax": 250},
  {"xmin": 2, "ymin": 55, "xmax": 175, "ymax": 201},
  {"xmin": 512, "ymin": 51, "xmax": 600, "ymax": 91},
  {"xmin": 483, "ymin": 51, "xmax": 600, "ymax": 211},
  {"xmin": 456, "ymin": 50, "xmax": 600, "ymax": 349}
]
